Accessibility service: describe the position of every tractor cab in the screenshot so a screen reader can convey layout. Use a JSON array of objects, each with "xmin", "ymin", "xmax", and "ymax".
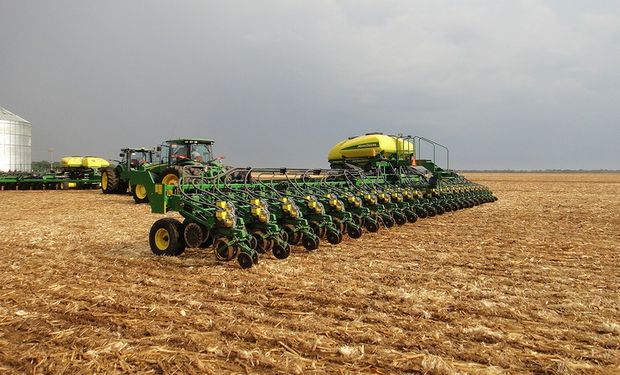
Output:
[
  {"xmin": 120, "ymin": 148, "xmax": 156, "ymax": 170},
  {"xmin": 160, "ymin": 139, "xmax": 215, "ymax": 166}
]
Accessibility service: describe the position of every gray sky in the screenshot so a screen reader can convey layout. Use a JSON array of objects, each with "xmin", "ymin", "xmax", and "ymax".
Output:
[{"xmin": 1, "ymin": 0, "xmax": 619, "ymax": 169}]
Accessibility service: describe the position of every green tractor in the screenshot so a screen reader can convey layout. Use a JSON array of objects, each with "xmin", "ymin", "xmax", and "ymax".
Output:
[
  {"xmin": 103, "ymin": 139, "xmax": 223, "ymax": 204},
  {"xmin": 153, "ymin": 138, "xmax": 223, "ymax": 186},
  {"xmin": 101, "ymin": 147, "xmax": 157, "ymax": 202}
]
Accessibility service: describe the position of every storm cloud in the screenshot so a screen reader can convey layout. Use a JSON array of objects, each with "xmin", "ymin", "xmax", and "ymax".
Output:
[{"xmin": 1, "ymin": 0, "xmax": 619, "ymax": 169}]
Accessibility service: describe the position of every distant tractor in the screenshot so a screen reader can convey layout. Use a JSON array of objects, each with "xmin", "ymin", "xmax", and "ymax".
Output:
[{"xmin": 101, "ymin": 148, "xmax": 157, "ymax": 203}]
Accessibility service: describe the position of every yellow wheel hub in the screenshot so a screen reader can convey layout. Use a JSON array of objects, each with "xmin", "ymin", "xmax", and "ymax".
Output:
[
  {"xmin": 101, "ymin": 174, "xmax": 108, "ymax": 190},
  {"xmin": 154, "ymin": 228, "xmax": 170, "ymax": 250},
  {"xmin": 135, "ymin": 184, "xmax": 147, "ymax": 199},
  {"xmin": 162, "ymin": 174, "xmax": 179, "ymax": 186}
]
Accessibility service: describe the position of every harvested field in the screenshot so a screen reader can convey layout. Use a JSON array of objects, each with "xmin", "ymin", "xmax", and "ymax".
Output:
[{"xmin": 0, "ymin": 173, "xmax": 619, "ymax": 374}]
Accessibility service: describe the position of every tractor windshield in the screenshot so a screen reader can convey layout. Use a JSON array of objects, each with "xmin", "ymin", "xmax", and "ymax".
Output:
[
  {"xmin": 129, "ymin": 151, "xmax": 152, "ymax": 168},
  {"xmin": 162, "ymin": 141, "xmax": 213, "ymax": 165},
  {"xmin": 190, "ymin": 143, "xmax": 212, "ymax": 164}
]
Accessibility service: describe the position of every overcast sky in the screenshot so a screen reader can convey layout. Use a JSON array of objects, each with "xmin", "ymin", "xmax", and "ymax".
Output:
[{"xmin": 1, "ymin": 1, "xmax": 619, "ymax": 169}]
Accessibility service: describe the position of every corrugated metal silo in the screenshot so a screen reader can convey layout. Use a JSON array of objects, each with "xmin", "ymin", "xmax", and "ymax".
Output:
[{"xmin": 0, "ymin": 106, "xmax": 32, "ymax": 172}]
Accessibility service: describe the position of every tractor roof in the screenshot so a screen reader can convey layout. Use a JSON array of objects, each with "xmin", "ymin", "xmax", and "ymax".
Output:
[
  {"xmin": 165, "ymin": 138, "xmax": 215, "ymax": 144},
  {"xmin": 122, "ymin": 147, "xmax": 154, "ymax": 152}
]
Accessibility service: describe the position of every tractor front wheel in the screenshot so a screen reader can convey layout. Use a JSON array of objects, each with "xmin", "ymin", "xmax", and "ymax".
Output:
[{"xmin": 132, "ymin": 184, "xmax": 149, "ymax": 204}]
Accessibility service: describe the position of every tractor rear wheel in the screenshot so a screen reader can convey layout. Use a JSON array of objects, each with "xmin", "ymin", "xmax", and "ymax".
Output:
[
  {"xmin": 101, "ymin": 167, "xmax": 119, "ymax": 194},
  {"xmin": 158, "ymin": 167, "xmax": 181, "ymax": 186},
  {"xmin": 149, "ymin": 218, "xmax": 183, "ymax": 256}
]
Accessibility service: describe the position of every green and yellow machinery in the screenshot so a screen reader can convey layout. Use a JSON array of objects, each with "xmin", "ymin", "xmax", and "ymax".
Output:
[
  {"xmin": 101, "ymin": 147, "xmax": 158, "ymax": 203},
  {"xmin": 0, "ymin": 156, "xmax": 108, "ymax": 190},
  {"xmin": 102, "ymin": 139, "xmax": 225, "ymax": 203},
  {"xmin": 138, "ymin": 132, "xmax": 497, "ymax": 269}
]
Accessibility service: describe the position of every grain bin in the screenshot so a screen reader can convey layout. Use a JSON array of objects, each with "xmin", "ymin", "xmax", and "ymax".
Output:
[{"xmin": 0, "ymin": 106, "xmax": 31, "ymax": 172}]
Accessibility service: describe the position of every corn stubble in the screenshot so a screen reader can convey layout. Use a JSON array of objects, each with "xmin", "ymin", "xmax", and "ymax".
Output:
[{"xmin": 0, "ymin": 173, "xmax": 618, "ymax": 374}]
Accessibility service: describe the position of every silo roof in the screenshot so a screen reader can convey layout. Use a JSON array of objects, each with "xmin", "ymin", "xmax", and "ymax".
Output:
[{"xmin": 0, "ymin": 106, "xmax": 31, "ymax": 123}]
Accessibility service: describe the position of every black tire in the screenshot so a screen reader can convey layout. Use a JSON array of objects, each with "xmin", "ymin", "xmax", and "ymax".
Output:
[
  {"xmin": 252, "ymin": 230, "xmax": 273, "ymax": 253},
  {"xmin": 405, "ymin": 210, "xmax": 418, "ymax": 223},
  {"xmin": 302, "ymin": 235, "xmax": 320, "ymax": 251},
  {"xmin": 416, "ymin": 207, "xmax": 428, "ymax": 218},
  {"xmin": 283, "ymin": 225, "xmax": 302, "ymax": 245},
  {"xmin": 183, "ymin": 222, "xmax": 205, "ymax": 248},
  {"xmin": 393, "ymin": 212, "xmax": 407, "ymax": 225},
  {"xmin": 435, "ymin": 205, "xmax": 445, "ymax": 215},
  {"xmin": 272, "ymin": 243, "xmax": 290, "ymax": 259},
  {"xmin": 382, "ymin": 214, "xmax": 395, "ymax": 228},
  {"xmin": 237, "ymin": 252, "xmax": 253, "ymax": 269},
  {"xmin": 214, "ymin": 238, "xmax": 237, "ymax": 261},
  {"xmin": 426, "ymin": 206, "xmax": 437, "ymax": 217},
  {"xmin": 149, "ymin": 218, "xmax": 183, "ymax": 256},
  {"xmin": 365, "ymin": 219, "xmax": 380, "ymax": 233},
  {"xmin": 347, "ymin": 225, "xmax": 362, "ymax": 239},
  {"xmin": 101, "ymin": 167, "xmax": 119, "ymax": 194},
  {"xmin": 326, "ymin": 230, "xmax": 342, "ymax": 245},
  {"xmin": 117, "ymin": 180, "xmax": 129, "ymax": 194},
  {"xmin": 131, "ymin": 183, "xmax": 149, "ymax": 204}
]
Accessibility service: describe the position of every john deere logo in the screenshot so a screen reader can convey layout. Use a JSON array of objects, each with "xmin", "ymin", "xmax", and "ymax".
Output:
[{"xmin": 343, "ymin": 142, "xmax": 379, "ymax": 150}]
